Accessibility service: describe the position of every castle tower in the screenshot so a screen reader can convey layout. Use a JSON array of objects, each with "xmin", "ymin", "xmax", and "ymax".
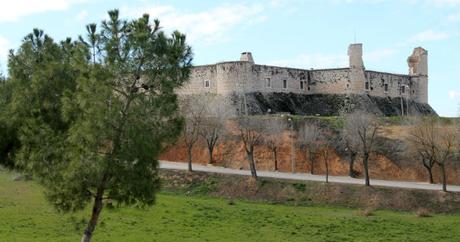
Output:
[
  {"xmin": 408, "ymin": 47, "xmax": 428, "ymax": 76},
  {"xmin": 407, "ymin": 47, "xmax": 428, "ymax": 103},
  {"xmin": 240, "ymin": 52, "xmax": 254, "ymax": 64},
  {"xmin": 348, "ymin": 43, "xmax": 366, "ymax": 93},
  {"xmin": 348, "ymin": 43, "xmax": 364, "ymax": 68}
]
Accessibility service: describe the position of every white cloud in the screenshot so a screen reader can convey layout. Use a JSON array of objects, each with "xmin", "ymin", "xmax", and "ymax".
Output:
[
  {"xmin": 75, "ymin": 10, "xmax": 88, "ymax": 22},
  {"xmin": 427, "ymin": 0, "xmax": 460, "ymax": 6},
  {"xmin": 0, "ymin": 0, "xmax": 87, "ymax": 22},
  {"xmin": 268, "ymin": 53, "xmax": 348, "ymax": 69},
  {"xmin": 447, "ymin": 10, "xmax": 460, "ymax": 21},
  {"xmin": 121, "ymin": 3, "xmax": 265, "ymax": 45},
  {"xmin": 448, "ymin": 90, "xmax": 460, "ymax": 99},
  {"xmin": 407, "ymin": 30, "xmax": 450, "ymax": 43}
]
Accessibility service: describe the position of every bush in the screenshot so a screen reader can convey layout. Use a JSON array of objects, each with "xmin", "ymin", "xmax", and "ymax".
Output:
[
  {"xmin": 359, "ymin": 207, "xmax": 375, "ymax": 217},
  {"xmin": 292, "ymin": 183, "xmax": 306, "ymax": 192},
  {"xmin": 416, "ymin": 208, "xmax": 431, "ymax": 218}
]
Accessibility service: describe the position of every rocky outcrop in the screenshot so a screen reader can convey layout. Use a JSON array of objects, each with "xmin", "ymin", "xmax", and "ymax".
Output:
[{"xmin": 241, "ymin": 92, "xmax": 436, "ymax": 116}]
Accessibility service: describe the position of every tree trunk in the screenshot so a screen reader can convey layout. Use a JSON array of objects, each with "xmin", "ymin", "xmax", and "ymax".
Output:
[
  {"xmin": 247, "ymin": 151, "xmax": 257, "ymax": 179},
  {"xmin": 425, "ymin": 166, "xmax": 434, "ymax": 184},
  {"xmin": 309, "ymin": 150, "xmax": 314, "ymax": 175},
  {"xmin": 325, "ymin": 155, "xmax": 329, "ymax": 183},
  {"xmin": 349, "ymin": 151, "xmax": 356, "ymax": 178},
  {"xmin": 363, "ymin": 153, "xmax": 370, "ymax": 186},
  {"xmin": 207, "ymin": 145, "xmax": 214, "ymax": 165},
  {"xmin": 273, "ymin": 148, "xmax": 278, "ymax": 171},
  {"xmin": 187, "ymin": 146, "xmax": 193, "ymax": 172},
  {"xmin": 440, "ymin": 163, "xmax": 447, "ymax": 192},
  {"xmin": 81, "ymin": 188, "xmax": 104, "ymax": 242}
]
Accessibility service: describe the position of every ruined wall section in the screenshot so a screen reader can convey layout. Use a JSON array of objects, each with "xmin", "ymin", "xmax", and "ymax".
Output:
[{"xmin": 364, "ymin": 71, "xmax": 412, "ymax": 99}]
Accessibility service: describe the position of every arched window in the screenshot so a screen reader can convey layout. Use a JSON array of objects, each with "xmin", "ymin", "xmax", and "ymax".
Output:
[
  {"xmin": 283, "ymin": 80, "xmax": 287, "ymax": 89},
  {"xmin": 204, "ymin": 80, "xmax": 210, "ymax": 88}
]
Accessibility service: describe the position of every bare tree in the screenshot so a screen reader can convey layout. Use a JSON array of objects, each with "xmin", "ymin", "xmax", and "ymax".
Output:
[
  {"xmin": 238, "ymin": 117, "xmax": 264, "ymax": 179},
  {"xmin": 297, "ymin": 122, "xmax": 322, "ymax": 174},
  {"xmin": 200, "ymin": 95, "xmax": 234, "ymax": 165},
  {"xmin": 318, "ymin": 130, "xmax": 332, "ymax": 183},
  {"xmin": 407, "ymin": 123, "xmax": 436, "ymax": 184},
  {"xmin": 341, "ymin": 123, "xmax": 360, "ymax": 178},
  {"xmin": 264, "ymin": 119, "xmax": 286, "ymax": 171},
  {"xmin": 345, "ymin": 112, "xmax": 381, "ymax": 186},
  {"xmin": 180, "ymin": 95, "xmax": 205, "ymax": 172},
  {"xmin": 408, "ymin": 117, "xmax": 457, "ymax": 191}
]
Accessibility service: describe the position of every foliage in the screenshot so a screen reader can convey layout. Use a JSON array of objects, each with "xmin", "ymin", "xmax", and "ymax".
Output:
[{"xmin": 0, "ymin": 77, "xmax": 20, "ymax": 168}]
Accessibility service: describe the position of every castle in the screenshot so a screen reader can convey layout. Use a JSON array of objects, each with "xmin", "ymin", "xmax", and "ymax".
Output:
[{"xmin": 178, "ymin": 44, "xmax": 435, "ymax": 116}]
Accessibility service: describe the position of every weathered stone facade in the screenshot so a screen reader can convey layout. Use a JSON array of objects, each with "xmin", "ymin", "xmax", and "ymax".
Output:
[{"xmin": 177, "ymin": 43, "xmax": 433, "ymax": 116}]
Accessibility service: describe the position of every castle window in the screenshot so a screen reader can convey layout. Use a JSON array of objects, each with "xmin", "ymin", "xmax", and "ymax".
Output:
[
  {"xmin": 283, "ymin": 80, "xmax": 287, "ymax": 89},
  {"xmin": 300, "ymin": 81, "xmax": 304, "ymax": 89},
  {"xmin": 204, "ymin": 80, "xmax": 210, "ymax": 88},
  {"xmin": 308, "ymin": 86, "xmax": 311, "ymax": 91},
  {"xmin": 401, "ymin": 86, "xmax": 406, "ymax": 94},
  {"xmin": 384, "ymin": 84, "xmax": 388, "ymax": 92},
  {"xmin": 365, "ymin": 82, "xmax": 369, "ymax": 90},
  {"xmin": 266, "ymin": 78, "xmax": 271, "ymax": 88}
]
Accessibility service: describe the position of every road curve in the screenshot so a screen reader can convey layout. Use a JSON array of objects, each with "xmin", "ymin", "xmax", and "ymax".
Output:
[{"xmin": 159, "ymin": 161, "xmax": 460, "ymax": 193}]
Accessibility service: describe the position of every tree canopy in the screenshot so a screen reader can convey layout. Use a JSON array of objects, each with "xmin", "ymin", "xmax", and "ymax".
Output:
[{"xmin": 3, "ymin": 9, "xmax": 192, "ymax": 241}]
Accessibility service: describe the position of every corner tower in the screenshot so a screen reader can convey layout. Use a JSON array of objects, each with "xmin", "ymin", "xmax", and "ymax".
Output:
[
  {"xmin": 348, "ymin": 43, "xmax": 366, "ymax": 93},
  {"xmin": 407, "ymin": 47, "xmax": 428, "ymax": 103}
]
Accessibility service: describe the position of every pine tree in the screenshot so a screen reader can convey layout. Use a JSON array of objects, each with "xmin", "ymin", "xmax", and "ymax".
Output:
[{"xmin": 7, "ymin": 10, "xmax": 192, "ymax": 242}]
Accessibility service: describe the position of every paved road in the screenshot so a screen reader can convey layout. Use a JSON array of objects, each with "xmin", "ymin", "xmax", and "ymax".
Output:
[{"xmin": 159, "ymin": 161, "xmax": 460, "ymax": 192}]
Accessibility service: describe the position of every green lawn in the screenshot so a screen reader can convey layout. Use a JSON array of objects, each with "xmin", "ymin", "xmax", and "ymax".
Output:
[{"xmin": 1, "ymin": 170, "xmax": 459, "ymax": 242}]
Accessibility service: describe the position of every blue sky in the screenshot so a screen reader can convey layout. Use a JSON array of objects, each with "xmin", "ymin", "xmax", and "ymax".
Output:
[{"xmin": 0, "ymin": 0, "xmax": 459, "ymax": 116}]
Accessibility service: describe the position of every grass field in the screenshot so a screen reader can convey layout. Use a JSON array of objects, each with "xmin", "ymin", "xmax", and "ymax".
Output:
[{"xmin": 1, "ymin": 169, "xmax": 460, "ymax": 242}]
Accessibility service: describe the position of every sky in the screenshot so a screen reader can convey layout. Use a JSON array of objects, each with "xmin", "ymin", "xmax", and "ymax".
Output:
[{"xmin": 0, "ymin": 0, "xmax": 459, "ymax": 116}]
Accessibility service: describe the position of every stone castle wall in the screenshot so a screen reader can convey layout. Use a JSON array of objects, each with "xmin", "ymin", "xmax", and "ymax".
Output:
[
  {"xmin": 177, "ymin": 44, "xmax": 429, "ymax": 105},
  {"xmin": 178, "ymin": 63, "xmax": 424, "ymax": 101}
]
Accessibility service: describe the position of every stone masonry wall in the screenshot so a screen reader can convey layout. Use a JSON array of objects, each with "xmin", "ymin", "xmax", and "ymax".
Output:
[
  {"xmin": 177, "ymin": 62, "xmax": 424, "ymax": 102},
  {"xmin": 363, "ymin": 71, "xmax": 412, "ymax": 99}
]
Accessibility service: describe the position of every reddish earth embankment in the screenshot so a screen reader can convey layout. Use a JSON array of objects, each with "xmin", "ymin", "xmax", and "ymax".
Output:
[{"xmin": 160, "ymin": 120, "xmax": 460, "ymax": 185}]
